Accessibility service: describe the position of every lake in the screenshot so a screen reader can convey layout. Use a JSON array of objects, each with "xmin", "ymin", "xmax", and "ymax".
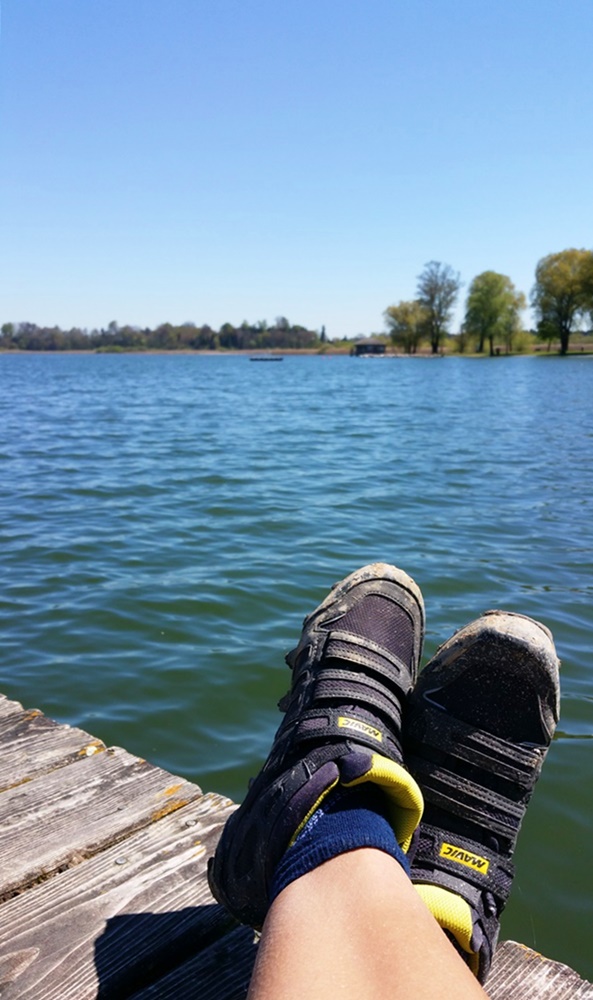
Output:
[{"xmin": 1, "ymin": 351, "xmax": 592, "ymax": 977}]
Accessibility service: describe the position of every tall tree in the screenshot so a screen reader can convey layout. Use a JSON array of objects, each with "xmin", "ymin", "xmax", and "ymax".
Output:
[
  {"xmin": 383, "ymin": 300, "xmax": 427, "ymax": 354},
  {"xmin": 531, "ymin": 249, "xmax": 593, "ymax": 355},
  {"xmin": 416, "ymin": 261, "xmax": 461, "ymax": 354},
  {"xmin": 0, "ymin": 323, "xmax": 15, "ymax": 348},
  {"xmin": 464, "ymin": 271, "xmax": 526, "ymax": 356}
]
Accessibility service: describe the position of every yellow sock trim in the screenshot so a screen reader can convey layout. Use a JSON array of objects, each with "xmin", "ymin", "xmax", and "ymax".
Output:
[
  {"xmin": 342, "ymin": 753, "xmax": 424, "ymax": 852},
  {"xmin": 415, "ymin": 884, "xmax": 480, "ymax": 977}
]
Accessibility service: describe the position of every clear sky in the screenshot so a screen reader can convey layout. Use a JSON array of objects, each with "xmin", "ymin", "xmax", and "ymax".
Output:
[{"xmin": 1, "ymin": 0, "xmax": 592, "ymax": 338}]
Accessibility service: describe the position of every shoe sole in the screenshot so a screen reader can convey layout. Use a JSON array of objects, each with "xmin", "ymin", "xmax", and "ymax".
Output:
[{"xmin": 413, "ymin": 609, "xmax": 560, "ymax": 740}]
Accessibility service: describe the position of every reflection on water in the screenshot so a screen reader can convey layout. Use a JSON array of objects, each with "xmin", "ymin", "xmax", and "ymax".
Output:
[{"xmin": 1, "ymin": 352, "xmax": 592, "ymax": 975}]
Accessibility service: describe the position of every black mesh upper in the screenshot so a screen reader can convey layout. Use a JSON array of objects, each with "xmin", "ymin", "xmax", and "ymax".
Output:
[{"xmin": 321, "ymin": 594, "xmax": 414, "ymax": 668}]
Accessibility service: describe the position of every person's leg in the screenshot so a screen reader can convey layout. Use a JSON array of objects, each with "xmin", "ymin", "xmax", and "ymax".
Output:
[{"xmin": 248, "ymin": 849, "xmax": 487, "ymax": 1000}]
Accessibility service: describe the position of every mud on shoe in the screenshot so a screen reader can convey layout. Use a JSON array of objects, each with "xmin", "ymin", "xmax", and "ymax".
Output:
[
  {"xmin": 208, "ymin": 562, "xmax": 425, "ymax": 929},
  {"xmin": 404, "ymin": 610, "xmax": 560, "ymax": 984}
]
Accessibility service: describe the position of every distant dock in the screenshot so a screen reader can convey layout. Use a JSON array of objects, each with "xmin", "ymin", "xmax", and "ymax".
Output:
[{"xmin": 0, "ymin": 693, "xmax": 590, "ymax": 999}]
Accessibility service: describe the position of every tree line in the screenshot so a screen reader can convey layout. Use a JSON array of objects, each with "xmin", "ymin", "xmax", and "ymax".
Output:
[
  {"xmin": 3, "ymin": 249, "xmax": 592, "ymax": 356},
  {"xmin": 385, "ymin": 249, "xmax": 593, "ymax": 356},
  {"xmin": 0, "ymin": 317, "xmax": 321, "ymax": 353}
]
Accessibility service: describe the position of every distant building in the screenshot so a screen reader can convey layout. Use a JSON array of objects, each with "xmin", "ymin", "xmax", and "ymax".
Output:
[{"xmin": 350, "ymin": 338, "xmax": 387, "ymax": 357}]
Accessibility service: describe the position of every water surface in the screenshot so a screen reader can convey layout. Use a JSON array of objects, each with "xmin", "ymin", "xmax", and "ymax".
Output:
[{"xmin": 1, "ymin": 352, "xmax": 592, "ymax": 976}]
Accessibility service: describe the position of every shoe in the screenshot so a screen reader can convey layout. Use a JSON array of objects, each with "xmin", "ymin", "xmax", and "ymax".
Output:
[
  {"xmin": 208, "ymin": 562, "xmax": 425, "ymax": 928},
  {"xmin": 404, "ymin": 610, "xmax": 560, "ymax": 983}
]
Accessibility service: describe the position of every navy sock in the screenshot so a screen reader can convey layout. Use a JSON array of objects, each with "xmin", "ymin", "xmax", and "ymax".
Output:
[{"xmin": 270, "ymin": 783, "xmax": 410, "ymax": 904}]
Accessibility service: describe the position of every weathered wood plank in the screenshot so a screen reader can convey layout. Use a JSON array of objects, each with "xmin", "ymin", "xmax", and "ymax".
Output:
[
  {"xmin": 0, "ymin": 706, "xmax": 104, "ymax": 791},
  {"xmin": 0, "ymin": 695, "xmax": 590, "ymax": 1000},
  {"xmin": 0, "ymin": 792, "xmax": 237, "ymax": 1000},
  {"xmin": 487, "ymin": 941, "xmax": 593, "ymax": 999},
  {"xmin": 0, "ymin": 695, "xmax": 27, "ymax": 721},
  {"xmin": 0, "ymin": 746, "xmax": 203, "ymax": 899},
  {"xmin": 128, "ymin": 925, "xmax": 257, "ymax": 1000}
]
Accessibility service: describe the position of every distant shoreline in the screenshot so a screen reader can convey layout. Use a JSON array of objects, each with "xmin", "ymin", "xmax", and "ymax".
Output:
[{"xmin": 2, "ymin": 347, "xmax": 592, "ymax": 358}]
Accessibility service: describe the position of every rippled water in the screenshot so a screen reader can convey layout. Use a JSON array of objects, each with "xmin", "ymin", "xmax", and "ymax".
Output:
[{"xmin": 1, "ymin": 352, "xmax": 592, "ymax": 976}]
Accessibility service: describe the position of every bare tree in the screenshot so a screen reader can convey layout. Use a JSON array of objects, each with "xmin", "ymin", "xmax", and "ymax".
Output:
[{"xmin": 416, "ymin": 261, "xmax": 461, "ymax": 354}]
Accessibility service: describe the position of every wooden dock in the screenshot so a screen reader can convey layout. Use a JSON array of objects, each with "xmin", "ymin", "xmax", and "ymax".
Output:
[{"xmin": 0, "ymin": 693, "xmax": 591, "ymax": 999}]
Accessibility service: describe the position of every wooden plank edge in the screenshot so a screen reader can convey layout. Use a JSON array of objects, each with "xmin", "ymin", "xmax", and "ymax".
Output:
[
  {"xmin": 0, "ymin": 698, "xmax": 106, "ymax": 791},
  {"xmin": 487, "ymin": 941, "xmax": 593, "ymax": 999},
  {"xmin": 0, "ymin": 748, "xmax": 204, "ymax": 902},
  {"xmin": 0, "ymin": 795, "xmax": 239, "ymax": 1000}
]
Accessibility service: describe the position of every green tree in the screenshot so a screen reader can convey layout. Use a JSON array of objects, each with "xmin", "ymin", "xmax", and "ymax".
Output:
[
  {"xmin": 150, "ymin": 323, "xmax": 179, "ymax": 350},
  {"xmin": 383, "ymin": 300, "xmax": 426, "ymax": 354},
  {"xmin": 1, "ymin": 323, "xmax": 15, "ymax": 348},
  {"xmin": 464, "ymin": 271, "xmax": 526, "ymax": 356},
  {"xmin": 219, "ymin": 323, "xmax": 240, "ymax": 349},
  {"xmin": 531, "ymin": 249, "xmax": 593, "ymax": 355},
  {"xmin": 453, "ymin": 323, "xmax": 471, "ymax": 354},
  {"xmin": 416, "ymin": 261, "xmax": 461, "ymax": 354}
]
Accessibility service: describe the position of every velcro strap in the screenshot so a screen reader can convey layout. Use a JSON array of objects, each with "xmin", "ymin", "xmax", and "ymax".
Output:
[
  {"xmin": 293, "ymin": 707, "xmax": 401, "ymax": 757},
  {"xmin": 412, "ymin": 823, "xmax": 514, "ymax": 906},
  {"xmin": 313, "ymin": 667, "xmax": 403, "ymax": 719},
  {"xmin": 323, "ymin": 631, "xmax": 413, "ymax": 693},
  {"xmin": 407, "ymin": 755, "xmax": 525, "ymax": 840},
  {"xmin": 409, "ymin": 705, "xmax": 543, "ymax": 788}
]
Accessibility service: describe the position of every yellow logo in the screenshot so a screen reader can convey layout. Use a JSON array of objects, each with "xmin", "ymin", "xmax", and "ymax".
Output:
[
  {"xmin": 338, "ymin": 717, "xmax": 382, "ymax": 742},
  {"xmin": 440, "ymin": 842, "xmax": 489, "ymax": 874}
]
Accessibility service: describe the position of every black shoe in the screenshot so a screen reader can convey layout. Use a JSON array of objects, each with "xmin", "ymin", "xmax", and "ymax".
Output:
[
  {"xmin": 208, "ymin": 562, "xmax": 425, "ymax": 928},
  {"xmin": 404, "ymin": 610, "xmax": 560, "ymax": 983}
]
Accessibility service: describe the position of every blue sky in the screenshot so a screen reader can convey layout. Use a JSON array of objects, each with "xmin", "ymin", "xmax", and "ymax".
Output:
[{"xmin": 1, "ymin": 0, "xmax": 592, "ymax": 338}]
